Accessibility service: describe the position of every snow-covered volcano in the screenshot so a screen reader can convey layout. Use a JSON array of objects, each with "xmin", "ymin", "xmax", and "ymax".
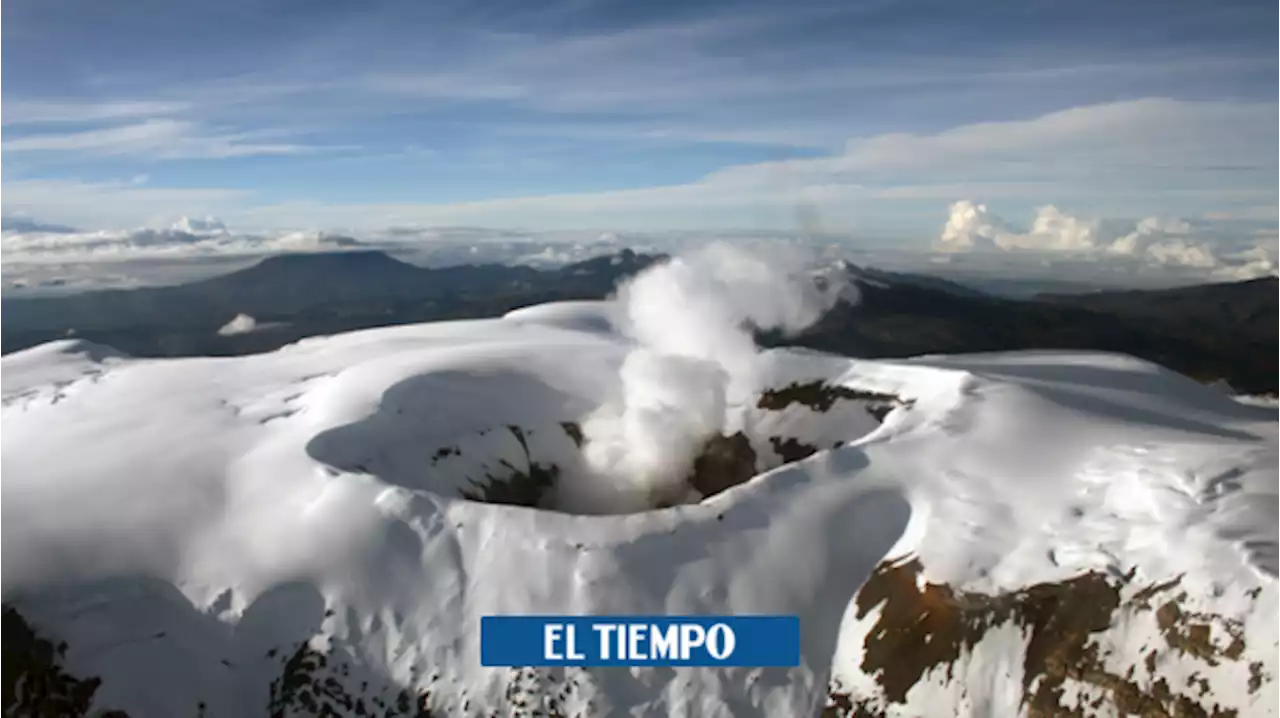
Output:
[{"xmin": 2, "ymin": 271, "xmax": 1277, "ymax": 716}]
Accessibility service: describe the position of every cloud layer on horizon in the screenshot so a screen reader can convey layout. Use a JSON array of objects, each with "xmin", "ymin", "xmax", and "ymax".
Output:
[
  {"xmin": 3, "ymin": 200, "xmax": 1273, "ymax": 299},
  {"xmin": 937, "ymin": 200, "xmax": 1277, "ymax": 281},
  {"xmin": 0, "ymin": 217, "xmax": 365, "ymax": 260}
]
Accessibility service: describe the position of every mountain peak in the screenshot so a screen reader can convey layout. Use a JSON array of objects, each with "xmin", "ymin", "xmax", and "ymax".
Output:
[
  {"xmin": 252, "ymin": 249, "xmax": 408, "ymax": 269},
  {"xmin": 220, "ymin": 250, "xmax": 430, "ymax": 284},
  {"xmin": 183, "ymin": 250, "xmax": 434, "ymax": 312}
]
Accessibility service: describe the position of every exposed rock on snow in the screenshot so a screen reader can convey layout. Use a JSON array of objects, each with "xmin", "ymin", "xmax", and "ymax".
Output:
[
  {"xmin": 2, "ymin": 299, "xmax": 1276, "ymax": 717},
  {"xmin": 2, "ymin": 607, "xmax": 107, "ymax": 716},
  {"xmin": 826, "ymin": 557, "xmax": 1271, "ymax": 717},
  {"xmin": 455, "ymin": 426, "xmax": 562, "ymax": 508},
  {"xmin": 758, "ymin": 380, "xmax": 911, "ymax": 422},
  {"xmin": 403, "ymin": 382, "xmax": 897, "ymax": 514},
  {"xmin": 684, "ymin": 432, "xmax": 758, "ymax": 501}
]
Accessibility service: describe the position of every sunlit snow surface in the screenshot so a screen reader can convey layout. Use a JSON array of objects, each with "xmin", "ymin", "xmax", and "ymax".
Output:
[{"xmin": 2, "ymin": 301, "xmax": 1276, "ymax": 717}]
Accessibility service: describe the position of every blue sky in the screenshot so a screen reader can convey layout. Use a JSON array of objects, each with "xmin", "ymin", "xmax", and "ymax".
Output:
[{"xmin": 2, "ymin": 0, "xmax": 1276, "ymax": 241}]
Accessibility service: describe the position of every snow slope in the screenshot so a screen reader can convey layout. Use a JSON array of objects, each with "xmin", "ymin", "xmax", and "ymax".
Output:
[{"xmin": 2, "ymin": 302, "xmax": 1276, "ymax": 717}]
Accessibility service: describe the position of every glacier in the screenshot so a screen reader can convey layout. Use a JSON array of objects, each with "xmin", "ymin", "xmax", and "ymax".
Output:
[{"xmin": 1, "ymin": 299, "xmax": 1276, "ymax": 717}]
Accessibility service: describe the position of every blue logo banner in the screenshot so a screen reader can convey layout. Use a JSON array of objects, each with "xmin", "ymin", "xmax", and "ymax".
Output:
[{"xmin": 480, "ymin": 615, "xmax": 800, "ymax": 667}]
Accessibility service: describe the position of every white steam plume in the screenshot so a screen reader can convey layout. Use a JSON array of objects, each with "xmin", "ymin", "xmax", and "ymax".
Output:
[
  {"xmin": 558, "ymin": 242, "xmax": 850, "ymax": 514},
  {"xmin": 218, "ymin": 313, "xmax": 258, "ymax": 336}
]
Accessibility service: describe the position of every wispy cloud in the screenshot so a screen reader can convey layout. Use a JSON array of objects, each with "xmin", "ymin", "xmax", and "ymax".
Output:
[
  {"xmin": 2, "ymin": 0, "xmax": 1275, "ymax": 249},
  {"xmin": 3, "ymin": 119, "xmax": 348, "ymax": 159},
  {"xmin": 275, "ymin": 98, "xmax": 1278, "ymax": 227},
  {"xmin": 4, "ymin": 98, "xmax": 1274, "ymax": 233},
  {"xmin": 707, "ymin": 98, "xmax": 1276, "ymax": 183},
  {"xmin": 1, "ymin": 179, "xmax": 249, "ymax": 228},
  {"xmin": 2, "ymin": 99, "xmax": 193, "ymax": 125},
  {"xmin": 12, "ymin": 4, "xmax": 1272, "ymax": 156}
]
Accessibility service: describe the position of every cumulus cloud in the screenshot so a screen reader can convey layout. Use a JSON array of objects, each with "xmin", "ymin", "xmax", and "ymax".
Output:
[
  {"xmin": 1211, "ymin": 245, "xmax": 1279, "ymax": 280},
  {"xmin": 1108, "ymin": 216, "xmax": 1192, "ymax": 255},
  {"xmin": 938, "ymin": 201, "xmax": 1008, "ymax": 251},
  {"xmin": 218, "ymin": 314, "xmax": 258, "ymax": 336},
  {"xmin": 936, "ymin": 200, "xmax": 1277, "ymax": 279},
  {"xmin": 1020, "ymin": 206, "xmax": 1098, "ymax": 252},
  {"xmin": 1144, "ymin": 240, "xmax": 1218, "ymax": 269},
  {"xmin": 939, "ymin": 201, "xmax": 1099, "ymax": 252},
  {"xmin": 172, "ymin": 216, "xmax": 228, "ymax": 233}
]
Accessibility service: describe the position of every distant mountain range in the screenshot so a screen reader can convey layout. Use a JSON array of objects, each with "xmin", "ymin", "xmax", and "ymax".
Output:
[
  {"xmin": 1, "ymin": 250, "xmax": 659, "ymax": 358},
  {"xmin": 3, "ymin": 250, "xmax": 1275, "ymax": 393},
  {"xmin": 780, "ymin": 275, "xmax": 1277, "ymax": 394}
]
